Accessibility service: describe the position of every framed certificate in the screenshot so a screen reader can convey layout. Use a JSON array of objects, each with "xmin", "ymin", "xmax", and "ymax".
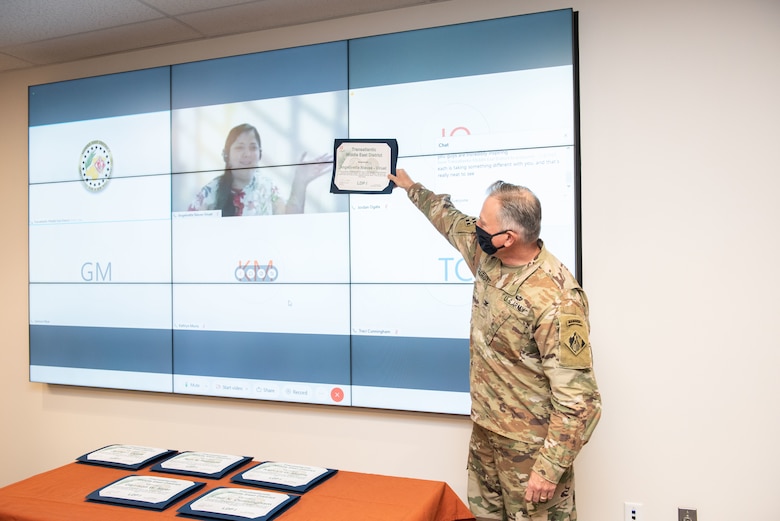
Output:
[
  {"xmin": 151, "ymin": 451, "xmax": 253, "ymax": 479},
  {"xmin": 77, "ymin": 444, "xmax": 177, "ymax": 470},
  {"xmin": 330, "ymin": 139, "xmax": 398, "ymax": 194},
  {"xmin": 231, "ymin": 461, "xmax": 337, "ymax": 493},
  {"xmin": 86, "ymin": 475, "xmax": 205, "ymax": 510},
  {"xmin": 177, "ymin": 487, "xmax": 300, "ymax": 521}
]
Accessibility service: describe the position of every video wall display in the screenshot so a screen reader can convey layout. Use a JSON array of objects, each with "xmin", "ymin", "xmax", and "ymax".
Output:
[{"xmin": 28, "ymin": 9, "xmax": 579, "ymax": 414}]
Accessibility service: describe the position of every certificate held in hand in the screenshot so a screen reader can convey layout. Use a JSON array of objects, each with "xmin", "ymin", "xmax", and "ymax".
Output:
[{"xmin": 330, "ymin": 139, "xmax": 398, "ymax": 194}]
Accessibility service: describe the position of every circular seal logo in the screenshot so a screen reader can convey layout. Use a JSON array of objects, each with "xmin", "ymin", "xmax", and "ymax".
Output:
[{"xmin": 79, "ymin": 140, "xmax": 112, "ymax": 191}]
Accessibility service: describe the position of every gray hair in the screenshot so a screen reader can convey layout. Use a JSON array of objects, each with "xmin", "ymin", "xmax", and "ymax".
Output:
[{"xmin": 486, "ymin": 181, "xmax": 542, "ymax": 243}]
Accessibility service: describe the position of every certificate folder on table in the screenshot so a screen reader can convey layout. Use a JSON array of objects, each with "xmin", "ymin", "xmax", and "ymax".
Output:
[
  {"xmin": 231, "ymin": 461, "xmax": 337, "ymax": 493},
  {"xmin": 86, "ymin": 474, "xmax": 206, "ymax": 510},
  {"xmin": 151, "ymin": 451, "xmax": 253, "ymax": 479},
  {"xmin": 77, "ymin": 444, "xmax": 177, "ymax": 470},
  {"xmin": 177, "ymin": 486, "xmax": 300, "ymax": 521}
]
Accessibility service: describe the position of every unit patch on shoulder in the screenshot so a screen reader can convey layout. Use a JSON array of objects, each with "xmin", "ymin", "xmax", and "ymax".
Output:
[{"xmin": 559, "ymin": 314, "xmax": 593, "ymax": 369}]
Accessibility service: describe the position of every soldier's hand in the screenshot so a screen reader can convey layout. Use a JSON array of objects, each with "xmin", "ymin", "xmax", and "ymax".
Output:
[
  {"xmin": 388, "ymin": 168, "xmax": 414, "ymax": 191},
  {"xmin": 525, "ymin": 470, "xmax": 556, "ymax": 504}
]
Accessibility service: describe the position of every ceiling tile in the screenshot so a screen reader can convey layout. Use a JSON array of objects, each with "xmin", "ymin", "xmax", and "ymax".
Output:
[
  {"xmin": 0, "ymin": 0, "xmax": 446, "ymax": 73},
  {"xmin": 0, "ymin": 0, "xmax": 166, "ymax": 46},
  {"xmin": 5, "ymin": 18, "xmax": 203, "ymax": 66},
  {"xmin": 178, "ymin": 0, "xmax": 437, "ymax": 37},
  {"xmin": 140, "ymin": 0, "xmax": 261, "ymax": 16}
]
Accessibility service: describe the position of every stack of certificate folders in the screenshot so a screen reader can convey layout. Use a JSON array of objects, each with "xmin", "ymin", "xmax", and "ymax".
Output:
[{"xmin": 79, "ymin": 444, "xmax": 337, "ymax": 521}]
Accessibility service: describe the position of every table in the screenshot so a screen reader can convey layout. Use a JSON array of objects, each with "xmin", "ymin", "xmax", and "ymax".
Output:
[{"xmin": 0, "ymin": 461, "xmax": 475, "ymax": 521}]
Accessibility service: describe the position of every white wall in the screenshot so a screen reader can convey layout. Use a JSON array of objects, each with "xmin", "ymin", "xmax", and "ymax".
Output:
[{"xmin": 2, "ymin": 1, "xmax": 779, "ymax": 520}]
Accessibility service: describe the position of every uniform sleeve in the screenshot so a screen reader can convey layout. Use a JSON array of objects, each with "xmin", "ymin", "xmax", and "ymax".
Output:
[
  {"xmin": 531, "ymin": 289, "xmax": 602, "ymax": 483},
  {"xmin": 406, "ymin": 183, "xmax": 481, "ymax": 275}
]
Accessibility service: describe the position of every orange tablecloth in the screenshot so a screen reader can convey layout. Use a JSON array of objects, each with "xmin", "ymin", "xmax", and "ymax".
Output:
[{"xmin": 0, "ymin": 461, "xmax": 475, "ymax": 521}]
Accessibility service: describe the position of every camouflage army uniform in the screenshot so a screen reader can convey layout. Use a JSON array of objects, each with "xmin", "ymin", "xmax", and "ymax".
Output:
[{"xmin": 406, "ymin": 183, "xmax": 601, "ymax": 521}]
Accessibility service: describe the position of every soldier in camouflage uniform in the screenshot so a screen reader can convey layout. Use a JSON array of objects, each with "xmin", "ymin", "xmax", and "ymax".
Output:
[{"xmin": 389, "ymin": 169, "xmax": 601, "ymax": 521}]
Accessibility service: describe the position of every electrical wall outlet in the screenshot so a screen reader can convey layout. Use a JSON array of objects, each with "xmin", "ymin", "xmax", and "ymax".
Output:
[
  {"xmin": 624, "ymin": 502, "xmax": 642, "ymax": 521},
  {"xmin": 678, "ymin": 508, "xmax": 697, "ymax": 521}
]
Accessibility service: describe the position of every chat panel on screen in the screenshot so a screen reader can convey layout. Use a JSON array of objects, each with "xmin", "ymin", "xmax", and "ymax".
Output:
[
  {"xmin": 423, "ymin": 147, "xmax": 578, "ymax": 273},
  {"xmin": 346, "ymin": 10, "xmax": 577, "ymax": 287},
  {"xmin": 349, "ymin": 149, "xmax": 577, "ymax": 284}
]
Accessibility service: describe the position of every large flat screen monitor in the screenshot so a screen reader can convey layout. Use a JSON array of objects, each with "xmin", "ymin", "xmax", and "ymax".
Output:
[{"xmin": 28, "ymin": 8, "xmax": 580, "ymax": 414}]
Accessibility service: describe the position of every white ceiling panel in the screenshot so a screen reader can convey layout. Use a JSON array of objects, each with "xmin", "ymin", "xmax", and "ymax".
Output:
[
  {"xmin": 0, "ymin": 0, "xmax": 444, "ymax": 74},
  {"xmin": 4, "ymin": 18, "xmax": 203, "ymax": 66},
  {"xmin": 141, "ymin": 0, "xmax": 267, "ymax": 16},
  {"xmin": 0, "ymin": 0, "xmax": 166, "ymax": 46}
]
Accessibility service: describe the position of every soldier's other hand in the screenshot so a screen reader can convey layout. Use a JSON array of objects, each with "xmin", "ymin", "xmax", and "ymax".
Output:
[{"xmin": 525, "ymin": 470, "xmax": 556, "ymax": 504}]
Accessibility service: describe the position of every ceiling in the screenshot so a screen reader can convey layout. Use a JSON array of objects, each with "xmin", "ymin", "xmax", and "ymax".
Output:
[{"xmin": 0, "ymin": 0, "xmax": 444, "ymax": 74}]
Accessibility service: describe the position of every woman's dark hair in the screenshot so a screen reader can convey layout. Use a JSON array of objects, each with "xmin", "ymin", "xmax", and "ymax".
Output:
[{"xmin": 216, "ymin": 124, "xmax": 262, "ymax": 216}]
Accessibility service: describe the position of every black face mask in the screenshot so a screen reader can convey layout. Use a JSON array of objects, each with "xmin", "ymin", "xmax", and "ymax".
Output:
[{"xmin": 475, "ymin": 225, "xmax": 510, "ymax": 255}]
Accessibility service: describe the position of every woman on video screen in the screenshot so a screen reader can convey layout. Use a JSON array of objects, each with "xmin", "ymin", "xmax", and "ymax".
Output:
[{"xmin": 188, "ymin": 123, "xmax": 330, "ymax": 216}]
